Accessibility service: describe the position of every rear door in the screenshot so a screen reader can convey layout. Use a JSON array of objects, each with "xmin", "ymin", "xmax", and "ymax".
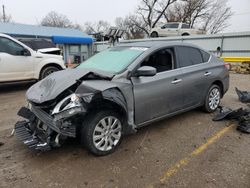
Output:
[
  {"xmin": 132, "ymin": 48, "xmax": 184, "ymax": 125},
  {"xmin": 0, "ymin": 37, "xmax": 34, "ymax": 82},
  {"xmin": 160, "ymin": 23, "xmax": 180, "ymax": 37},
  {"xmin": 175, "ymin": 46, "xmax": 212, "ymax": 108}
]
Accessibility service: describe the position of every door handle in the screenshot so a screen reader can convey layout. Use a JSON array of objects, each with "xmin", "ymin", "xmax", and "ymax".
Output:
[
  {"xmin": 171, "ymin": 79, "xmax": 182, "ymax": 84},
  {"xmin": 204, "ymin": 72, "xmax": 212, "ymax": 76}
]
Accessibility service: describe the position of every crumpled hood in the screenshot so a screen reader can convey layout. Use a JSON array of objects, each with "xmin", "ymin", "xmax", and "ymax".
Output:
[{"xmin": 26, "ymin": 68, "xmax": 113, "ymax": 104}]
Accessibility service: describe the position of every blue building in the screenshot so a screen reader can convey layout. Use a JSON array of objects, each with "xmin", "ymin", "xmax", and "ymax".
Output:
[{"xmin": 0, "ymin": 22, "xmax": 93, "ymax": 64}]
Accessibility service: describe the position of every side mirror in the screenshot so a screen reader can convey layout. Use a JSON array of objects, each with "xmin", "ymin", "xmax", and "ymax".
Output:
[
  {"xmin": 134, "ymin": 66, "xmax": 157, "ymax": 77},
  {"xmin": 21, "ymin": 49, "xmax": 31, "ymax": 56}
]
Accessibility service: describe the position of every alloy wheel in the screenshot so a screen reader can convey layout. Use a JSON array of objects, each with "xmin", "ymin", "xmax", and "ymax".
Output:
[{"xmin": 93, "ymin": 116, "xmax": 122, "ymax": 152}]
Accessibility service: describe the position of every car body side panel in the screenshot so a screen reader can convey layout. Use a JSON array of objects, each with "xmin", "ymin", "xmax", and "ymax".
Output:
[{"xmin": 131, "ymin": 69, "xmax": 184, "ymax": 125}]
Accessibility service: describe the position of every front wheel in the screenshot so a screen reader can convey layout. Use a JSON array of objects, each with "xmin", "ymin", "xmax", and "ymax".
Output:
[
  {"xmin": 203, "ymin": 85, "xmax": 221, "ymax": 113},
  {"xmin": 40, "ymin": 66, "xmax": 60, "ymax": 80},
  {"xmin": 81, "ymin": 110, "xmax": 123, "ymax": 156}
]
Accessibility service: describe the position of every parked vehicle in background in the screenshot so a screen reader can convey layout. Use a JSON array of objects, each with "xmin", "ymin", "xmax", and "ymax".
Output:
[
  {"xmin": 0, "ymin": 33, "xmax": 65, "ymax": 83},
  {"xmin": 19, "ymin": 38, "xmax": 61, "ymax": 55},
  {"xmin": 150, "ymin": 22, "xmax": 205, "ymax": 37},
  {"xmin": 15, "ymin": 42, "xmax": 229, "ymax": 156}
]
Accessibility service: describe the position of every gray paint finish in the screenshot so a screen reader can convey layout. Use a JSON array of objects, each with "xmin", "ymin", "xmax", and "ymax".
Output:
[{"xmin": 26, "ymin": 42, "xmax": 229, "ymax": 132}]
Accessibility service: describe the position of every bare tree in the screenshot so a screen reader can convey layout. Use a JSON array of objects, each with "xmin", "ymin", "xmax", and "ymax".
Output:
[
  {"xmin": 115, "ymin": 16, "xmax": 145, "ymax": 39},
  {"xmin": 83, "ymin": 20, "xmax": 111, "ymax": 34},
  {"xmin": 202, "ymin": 0, "xmax": 233, "ymax": 34},
  {"xmin": 164, "ymin": 0, "xmax": 232, "ymax": 34},
  {"xmin": 41, "ymin": 11, "xmax": 81, "ymax": 29},
  {"xmin": 165, "ymin": 0, "xmax": 210, "ymax": 27},
  {"xmin": 135, "ymin": 0, "xmax": 178, "ymax": 35},
  {"xmin": 0, "ymin": 5, "xmax": 12, "ymax": 23}
]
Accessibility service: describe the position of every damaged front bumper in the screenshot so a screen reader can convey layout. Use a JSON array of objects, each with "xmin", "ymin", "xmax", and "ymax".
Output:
[{"xmin": 15, "ymin": 105, "xmax": 85, "ymax": 151}]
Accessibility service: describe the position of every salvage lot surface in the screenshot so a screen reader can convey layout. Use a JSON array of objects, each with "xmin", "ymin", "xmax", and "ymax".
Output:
[{"xmin": 0, "ymin": 74, "xmax": 249, "ymax": 188}]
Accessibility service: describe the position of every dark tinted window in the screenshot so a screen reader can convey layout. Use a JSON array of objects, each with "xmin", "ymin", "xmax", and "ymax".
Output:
[
  {"xmin": 177, "ymin": 46, "xmax": 203, "ymax": 67},
  {"xmin": 19, "ymin": 39, "xmax": 55, "ymax": 50},
  {"xmin": 162, "ymin": 23, "xmax": 179, "ymax": 29},
  {"xmin": 141, "ymin": 48, "xmax": 174, "ymax": 73},
  {"xmin": 0, "ymin": 37, "xmax": 25, "ymax": 55},
  {"xmin": 181, "ymin": 24, "xmax": 190, "ymax": 29},
  {"xmin": 200, "ymin": 50, "xmax": 210, "ymax": 62}
]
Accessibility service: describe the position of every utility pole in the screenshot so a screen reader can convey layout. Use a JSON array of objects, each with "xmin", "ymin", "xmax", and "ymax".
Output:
[{"xmin": 2, "ymin": 5, "xmax": 6, "ymax": 22}]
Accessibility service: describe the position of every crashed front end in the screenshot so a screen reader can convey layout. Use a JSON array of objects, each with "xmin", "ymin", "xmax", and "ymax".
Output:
[
  {"xmin": 15, "ymin": 93, "xmax": 88, "ymax": 151},
  {"xmin": 14, "ymin": 68, "xmax": 117, "ymax": 151}
]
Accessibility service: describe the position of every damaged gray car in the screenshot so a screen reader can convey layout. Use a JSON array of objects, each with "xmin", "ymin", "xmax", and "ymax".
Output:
[{"xmin": 15, "ymin": 42, "xmax": 229, "ymax": 155}]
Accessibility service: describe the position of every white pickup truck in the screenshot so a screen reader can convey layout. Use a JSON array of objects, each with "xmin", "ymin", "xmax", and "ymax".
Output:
[
  {"xmin": 0, "ymin": 33, "xmax": 65, "ymax": 83},
  {"xmin": 150, "ymin": 22, "xmax": 205, "ymax": 38}
]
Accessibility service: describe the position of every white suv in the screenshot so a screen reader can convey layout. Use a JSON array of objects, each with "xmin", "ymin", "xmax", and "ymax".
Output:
[
  {"xmin": 0, "ymin": 33, "xmax": 65, "ymax": 83},
  {"xmin": 150, "ymin": 22, "xmax": 205, "ymax": 38}
]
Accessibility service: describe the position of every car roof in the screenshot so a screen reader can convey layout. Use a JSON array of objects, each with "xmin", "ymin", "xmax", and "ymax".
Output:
[{"xmin": 119, "ymin": 41, "xmax": 201, "ymax": 49}]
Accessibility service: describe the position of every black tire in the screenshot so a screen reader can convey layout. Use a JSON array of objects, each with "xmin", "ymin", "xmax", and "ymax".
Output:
[
  {"xmin": 40, "ymin": 66, "xmax": 60, "ymax": 80},
  {"xmin": 150, "ymin": 32, "xmax": 158, "ymax": 38},
  {"xmin": 203, "ymin": 85, "xmax": 221, "ymax": 113},
  {"xmin": 182, "ymin": 33, "xmax": 190, "ymax": 36},
  {"xmin": 81, "ymin": 110, "xmax": 124, "ymax": 156}
]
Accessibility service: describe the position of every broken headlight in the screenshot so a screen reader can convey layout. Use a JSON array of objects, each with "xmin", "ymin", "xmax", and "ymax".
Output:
[{"xmin": 51, "ymin": 94, "xmax": 86, "ymax": 120}]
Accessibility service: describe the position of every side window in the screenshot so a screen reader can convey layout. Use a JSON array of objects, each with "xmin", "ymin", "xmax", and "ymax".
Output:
[
  {"xmin": 177, "ymin": 46, "xmax": 203, "ymax": 67},
  {"xmin": 141, "ymin": 48, "xmax": 174, "ymax": 73},
  {"xmin": 181, "ymin": 24, "xmax": 190, "ymax": 29},
  {"xmin": 162, "ymin": 23, "xmax": 179, "ymax": 29},
  {"xmin": 200, "ymin": 50, "xmax": 211, "ymax": 62},
  {"xmin": 0, "ymin": 37, "xmax": 25, "ymax": 56}
]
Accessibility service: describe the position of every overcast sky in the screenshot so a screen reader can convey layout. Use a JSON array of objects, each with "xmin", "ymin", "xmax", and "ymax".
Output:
[{"xmin": 1, "ymin": 0, "xmax": 250, "ymax": 33}]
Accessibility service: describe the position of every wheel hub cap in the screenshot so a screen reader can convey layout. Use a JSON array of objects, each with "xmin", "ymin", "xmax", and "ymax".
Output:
[
  {"xmin": 93, "ymin": 116, "xmax": 122, "ymax": 151},
  {"xmin": 209, "ymin": 88, "xmax": 220, "ymax": 110}
]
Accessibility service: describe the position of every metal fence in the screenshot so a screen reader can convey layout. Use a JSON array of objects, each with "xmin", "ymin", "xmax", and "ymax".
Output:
[{"xmin": 94, "ymin": 31, "xmax": 250, "ymax": 57}]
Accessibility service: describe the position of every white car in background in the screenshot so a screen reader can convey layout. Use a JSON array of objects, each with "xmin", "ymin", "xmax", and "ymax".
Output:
[
  {"xmin": 150, "ymin": 22, "xmax": 205, "ymax": 38},
  {"xmin": 0, "ymin": 33, "xmax": 65, "ymax": 83}
]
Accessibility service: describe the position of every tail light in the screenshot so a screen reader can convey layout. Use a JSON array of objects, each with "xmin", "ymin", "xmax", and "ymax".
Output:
[{"xmin": 224, "ymin": 62, "xmax": 230, "ymax": 70}]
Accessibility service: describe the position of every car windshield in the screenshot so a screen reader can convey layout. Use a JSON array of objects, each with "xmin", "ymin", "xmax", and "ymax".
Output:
[{"xmin": 78, "ymin": 46, "xmax": 147, "ymax": 74}]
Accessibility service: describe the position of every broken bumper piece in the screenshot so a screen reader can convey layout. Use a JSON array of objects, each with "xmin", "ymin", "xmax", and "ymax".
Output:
[
  {"xmin": 15, "ymin": 106, "xmax": 81, "ymax": 151},
  {"xmin": 15, "ymin": 121, "xmax": 51, "ymax": 151}
]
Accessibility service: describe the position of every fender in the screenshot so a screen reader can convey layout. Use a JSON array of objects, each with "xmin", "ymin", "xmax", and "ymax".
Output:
[
  {"xmin": 33, "ymin": 56, "xmax": 65, "ymax": 79},
  {"xmin": 76, "ymin": 80, "xmax": 136, "ymax": 132}
]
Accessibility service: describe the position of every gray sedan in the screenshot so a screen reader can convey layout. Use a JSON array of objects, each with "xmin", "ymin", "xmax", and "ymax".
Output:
[{"xmin": 15, "ymin": 42, "xmax": 229, "ymax": 156}]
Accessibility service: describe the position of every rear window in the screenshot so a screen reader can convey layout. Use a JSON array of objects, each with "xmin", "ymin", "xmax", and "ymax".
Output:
[
  {"xmin": 177, "ymin": 46, "xmax": 203, "ymax": 67},
  {"xmin": 181, "ymin": 24, "xmax": 190, "ymax": 29},
  {"xmin": 200, "ymin": 50, "xmax": 211, "ymax": 62}
]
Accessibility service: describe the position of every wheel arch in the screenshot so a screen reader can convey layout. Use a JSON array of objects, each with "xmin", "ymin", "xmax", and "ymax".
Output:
[
  {"xmin": 181, "ymin": 32, "xmax": 190, "ymax": 36},
  {"xmin": 39, "ymin": 63, "xmax": 64, "ymax": 79},
  {"xmin": 150, "ymin": 31, "xmax": 159, "ymax": 37},
  {"xmin": 87, "ymin": 98, "xmax": 128, "ymax": 125},
  {"xmin": 211, "ymin": 80, "xmax": 224, "ymax": 97}
]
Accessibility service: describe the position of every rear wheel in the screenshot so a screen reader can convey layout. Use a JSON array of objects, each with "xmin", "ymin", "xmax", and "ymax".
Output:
[
  {"xmin": 81, "ymin": 110, "xmax": 123, "ymax": 156},
  {"xmin": 40, "ymin": 66, "xmax": 60, "ymax": 80},
  {"xmin": 150, "ymin": 32, "xmax": 159, "ymax": 38},
  {"xmin": 203, "ymin": 85, "xmax": 221, "ymax": 113}
]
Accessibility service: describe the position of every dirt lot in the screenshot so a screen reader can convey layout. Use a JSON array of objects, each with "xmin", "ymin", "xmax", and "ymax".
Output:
[{"xmin": 0, "ymin": 73, "xmax": 249, "ymax": 188}]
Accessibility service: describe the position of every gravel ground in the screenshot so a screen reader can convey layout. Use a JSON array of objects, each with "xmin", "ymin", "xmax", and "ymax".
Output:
[{"xmin": 0, "ymin": 73, "xmax": 249, "ymax": 188}]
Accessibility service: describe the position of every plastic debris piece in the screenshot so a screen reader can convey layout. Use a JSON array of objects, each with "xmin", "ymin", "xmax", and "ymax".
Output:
[{"xmin": 235, "ymin": 87, "xmax": 250, "ymax": 103}]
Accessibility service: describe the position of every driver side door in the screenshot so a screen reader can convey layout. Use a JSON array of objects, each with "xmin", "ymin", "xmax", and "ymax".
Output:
[
  {"xmin": 131, "ymin": 47, "xmax": 184, "ymax": 125},
  {"xmin": 0, "ymin": 37, "xmax": 34, "ymax": 82}
]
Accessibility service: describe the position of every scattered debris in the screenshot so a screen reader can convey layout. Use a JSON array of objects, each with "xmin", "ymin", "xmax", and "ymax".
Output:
[
  {"xmin": 213, "ymin": 106, "xmax": 250, "ymax": 134},
  {"xmin": 235, "ymin": 87, "xmax": 250, "ymax": 103}
]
